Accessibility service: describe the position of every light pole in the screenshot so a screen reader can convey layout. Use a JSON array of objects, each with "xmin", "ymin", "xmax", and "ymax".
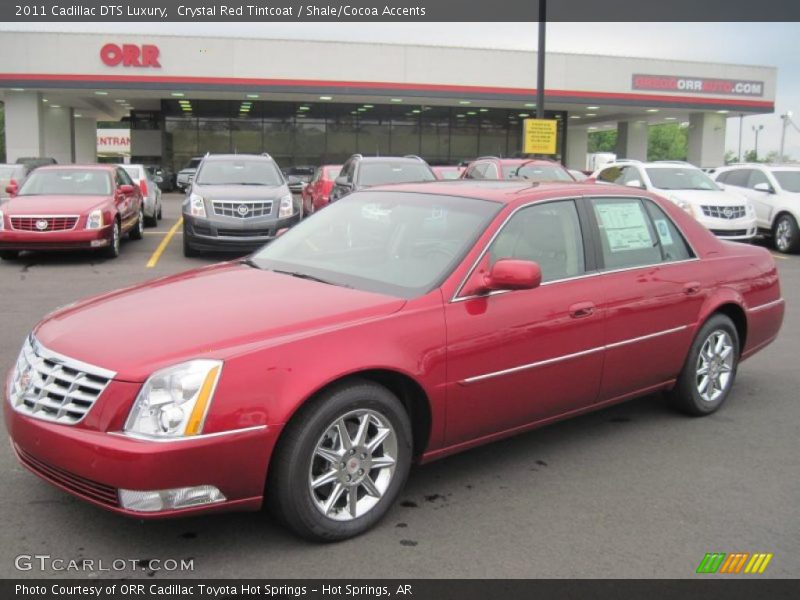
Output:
[
  {"xmin": 737, "ymin": 114, "xmax": 744, "ymax": 162},
  {"xmin": 752, "ymin": 124, "xmax": 764, "ymax": 161},
  {"xmin": 535, "ymin": 0, "xmax": 546, "ymax": 120},
  {"xmin": 780, "ymin": 111, "xmax": 793, "ymax": 163}
]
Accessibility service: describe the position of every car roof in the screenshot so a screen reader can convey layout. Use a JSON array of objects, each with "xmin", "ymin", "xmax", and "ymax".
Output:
[
  {"xmin": 357, "ymin": 156, "xmax": 427, "ymax": 163},
  {"xmin": 33, "ymin": 164, "xmax": 115, "ymax": 171},
  {"xmin": 363, "ymin": 180, "xmax": 616, "ymax": 204},
  {"xmin": 202, "ymin": 154, "xmax": 273, "ymax": 161}
]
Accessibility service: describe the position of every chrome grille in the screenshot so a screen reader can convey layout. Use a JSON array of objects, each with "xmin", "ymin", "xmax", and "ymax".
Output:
[
  {"xmin": 212, "ymin": 201, "xmax": 273, "ymax": 219},
  {"xmin": 10, "ymin": 216, "xmax": 78, "ymax": 231},
  {"xmin": 701, "ymin": 205, "xmax": 746, "ymax": 219},
  {"xmin": 7, "ymin": 336, "xmax": 116, "ymax": 425}
]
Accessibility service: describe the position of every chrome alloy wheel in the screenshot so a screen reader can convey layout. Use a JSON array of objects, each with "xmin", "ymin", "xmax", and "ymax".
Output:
[
  {"xmin": 111, "ymin": 222, "xmax": 120, "ymax": 253},
  {"xmin": 776, "ymin": 218, "xmax": 792, "ymax": 252},
  {"xmin": 309, "ymin": 409, "xmax": 397, "ymax": 521},
  {"xmin": 696, "ymin": 330, "xmax": 734, "ymax": 402}
]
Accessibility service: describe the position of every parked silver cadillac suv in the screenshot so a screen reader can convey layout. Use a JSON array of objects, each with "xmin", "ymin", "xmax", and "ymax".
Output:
[{"xmin": 182, "ymin": 153, "xmax": 300, "ymax": 256}]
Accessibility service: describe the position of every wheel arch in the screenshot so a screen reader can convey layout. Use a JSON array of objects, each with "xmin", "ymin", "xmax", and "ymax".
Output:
[{"xmin": 698, "ymin": 297, "xmax": 748, "ymax": 353}]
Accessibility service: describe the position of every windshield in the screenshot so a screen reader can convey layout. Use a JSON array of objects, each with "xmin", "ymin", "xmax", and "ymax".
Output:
[
  {"xmin": 646, "ymin": 167, "xmax": 719, "ymax": 190},
  {"xmin": 195, "ymin": 159, "xmax": 283, "ymax": 186},
  {"xmin": 326, "ymin": 167, "xmax": 342, "ymax": 180},
  {"xmin": 772, "ymin": 170, "xmax": 800, "ymax": 193},
  {"xmin": 17, "ymin": 169, "xmax": 111, "ymax": 196},
  {"xmin": 359, "ymin": 162, "xmax": 436, "ymax": 187},
  {"xmin": 249, "ymin": 191, "xmax": 500, "ymax": 298},
  {"xmin": 503, "ymin": 164, "xmax": 574, "ymax": 182},
  {"xmin": 184, "ymin": 159, "xmax": 201, "ymax": 170}
]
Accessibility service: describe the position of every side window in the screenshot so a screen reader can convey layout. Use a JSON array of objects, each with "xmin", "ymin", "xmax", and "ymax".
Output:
[
  {"xmin": 747, "ymin": 169, "xmax": 769, "ymax": 189},
  {"xmin": 597, "ymin": 166, "xmax": 632, "ymax": 184},
  {"xmin": 592, "ymin": 197, "xmax": 662, "ymax": 270},
  {"xmin": 466, "ymin": 162, "xmax": 489, "ymax": 180},
  {"xmin": 341, "ymin": 160, "xmax": 355, "ymax": 183},
  {"xmin": 488, "ymin": 200, "xmax": 585, "ymax": 283},
  {"xmin": 715, "ymin": 171, "xmax": 729, "ymax": 184},
  {"xmin": 484, "ymin": 163, "xmax": 499, "ymax": 179},
  {"xmin": 620, "ymin": 167, "xmax": 644, "ymax": 188},
  {"xmin": 643, "ymin": 200, "xmax": 693, "ymax": 262},
  {"xmin": 723, "ymin": 169, "xmax": 750, "ymax": 188},
  {"xmin": 116, "ymin": 168, "xmax": 133, "ymax": 186}
]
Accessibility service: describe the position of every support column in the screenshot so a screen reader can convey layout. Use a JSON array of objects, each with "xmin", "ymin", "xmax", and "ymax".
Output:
[
  {"xmin": 4, "ymin": 91, "xmax": 45, "ymax": 162},
  {"xmin": 565, "ymin": 124, "xmax": 588, "ymax": 170},
  {"xmin": 687, "ymin": 112, "xmax": 726, "ymax": 168},
  {"xmin": 43, "ymin": 106, "xmax": 75, "ymax": 164},
  {"xmin": 615, "ymin": 120, "xmax": 648, "ymax": 161},
  {"xmin": 73, "ymin": 116, "xmax": 97, "ymax": 163}
]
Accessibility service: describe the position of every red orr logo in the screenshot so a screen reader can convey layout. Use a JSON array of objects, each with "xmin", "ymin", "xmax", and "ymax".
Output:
[{"xmin": 100, "ymin": 43, "xmax": 161, "ymax": 68}]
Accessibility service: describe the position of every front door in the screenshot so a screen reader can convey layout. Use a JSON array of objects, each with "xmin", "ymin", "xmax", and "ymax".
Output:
[{"xmin": 444, "ymin": 199, "xmax": 605, "ymax": 445}]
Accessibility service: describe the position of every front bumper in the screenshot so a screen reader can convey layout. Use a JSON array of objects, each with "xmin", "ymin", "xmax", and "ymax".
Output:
[
  {"xmin": 697, "ymin": 215, "xmax": 758, "ymax": 240},
  {"xmin": 4, "ymin": 397, "xmax": 281, "ymax": 518},
  {"xmin": 183, "ymin": 212, "xmax": 301, "ymax": 253},
  {"xmin": 0, "ymin": 226, "xmax": 111, "ymax": 252}
]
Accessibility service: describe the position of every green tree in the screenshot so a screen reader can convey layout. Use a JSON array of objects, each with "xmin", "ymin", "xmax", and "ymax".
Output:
[
  {"xmin": 647, "ymin": 123, "xmax": 688, "ymax": 161},
  {"xmin": 588, "ymin": 130, "xmax": 617, "ymax": 153},
  {"xmin": 724, "ymin": 150, "xmax": 737, "ymax": 165},
  {"xmin": 744, "ymin": 149, "xmax": 759, "ymax": 162}
]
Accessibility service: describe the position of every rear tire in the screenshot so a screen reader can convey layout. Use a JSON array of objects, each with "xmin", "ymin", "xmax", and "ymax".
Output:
[
  {"xmin": 773, "ymin": 214, "xmax": 800, "ymax": 253},
  {"xmin": 268, "ymin": 380, "xmax": 412, "ymax": 542},
  {"xmin": 0, "ymin": 250, "xmax": 19, "ymax": 260},
  {"xmin": 668, "ymin": 314, "xmax": 739, "ymax": 416},
  {"xmin": 129, "ymin": 209, "xmax": 144, "ymax": 240}
]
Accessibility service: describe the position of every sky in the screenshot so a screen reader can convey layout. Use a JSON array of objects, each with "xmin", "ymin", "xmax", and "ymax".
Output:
[{"xmin": 2, "ymin": 21, "xmax": 798, "ymax": 160}]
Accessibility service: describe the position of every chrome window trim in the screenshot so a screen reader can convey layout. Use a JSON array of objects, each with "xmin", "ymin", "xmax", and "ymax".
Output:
[
  {"xmin": 746, "ymin": 298, "xmax": 784, "ymax": 313},
  {"xmin": 450, "ymin": 193, "xmax": 700, "ymax": 303},
  {"xmin": 459, "ymin": 324, "xmax": 691, "ymax": 385},
  {"xmin": 109, "ymin": 425, "xmax": 268, "ymax": 443}
]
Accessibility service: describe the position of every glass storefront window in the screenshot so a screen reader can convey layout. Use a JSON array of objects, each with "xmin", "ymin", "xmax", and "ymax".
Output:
[
  {"xmin": 198, "ymin": 119, "xmax": 231, "ymax": 154},
  {"xmin": 231, "ymin": 119, "xmax": 263, "ymax": 154}
]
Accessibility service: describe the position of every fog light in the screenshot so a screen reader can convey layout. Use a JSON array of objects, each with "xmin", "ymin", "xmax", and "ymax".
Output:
[
  {"xmin": 119, "ymin": 485, "xmax": 226, "ymax": 512},
  {"xmin": 90, "ymin": 239, "xmax": 108, "ymax": 247}
]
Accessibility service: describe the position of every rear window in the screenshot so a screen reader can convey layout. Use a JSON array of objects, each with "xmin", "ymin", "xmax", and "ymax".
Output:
[
  {"xmin": 645, "ymin": 167, "xmax": 718, "ymax": 191},
  {"xmin": 185, "ymin": 159, "xmax": 202, "ymax": 169},
  {"xmin": 122, "ymin": 166, "xmax": 142, "ymax": 180},
  {"xmin": 18, "ymin": 169, "xmax": 112, "ymax": 196},
  {"xmin": 502, "ymin": 164, "xmax": 574, "ymax": 182},
  {"xmin": 772, "ymin": 170, "xmax": 800, "ymax": 193},
  {"xmin": 359, "ymin": 162, "xmax": 436, "ymax": 187}
]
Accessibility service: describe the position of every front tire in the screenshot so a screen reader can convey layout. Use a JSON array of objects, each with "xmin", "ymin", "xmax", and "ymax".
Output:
[
  {"xmin": 104, "ymin": 221, "xmax": 121, "ymax": 259},
  {"xmin": 773, "ymin": 214, "xmax": 800, "ymax": 253},
  {"xmin": 669, "ymin": 314, "xmax": 739, "ymax": 416},
  {"xmin": 268, "ymin": 380, "xmax": 412, "ymax": 542}
]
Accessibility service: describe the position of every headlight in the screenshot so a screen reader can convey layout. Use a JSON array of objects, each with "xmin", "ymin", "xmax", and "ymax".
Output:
[
  {"xmin": 86, "ymin": 209, "xmax": 104, "ymax": 230},
  {"xmin": 189, "ymin": 193, "xmax": 206, "ymax": 218},
  {"xmin": 124, "ymin": 360, "xmax": 223, "ymax": 439},
  {"xmin": 671, "ymin": 196, "xmax": 696, "ymax": 218},
  {"xmin": 278, "ymin": 193, "xmax": 294, "ymax": 219}
]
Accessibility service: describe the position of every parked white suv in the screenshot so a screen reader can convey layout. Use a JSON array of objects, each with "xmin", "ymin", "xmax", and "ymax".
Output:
[
  {"xmin": 712, "ymin": 163, "xmax": 800, "ymax": 253},
  {"xmin": 593, "ymin": 160, "xmax": 757, "ymax": 241}
]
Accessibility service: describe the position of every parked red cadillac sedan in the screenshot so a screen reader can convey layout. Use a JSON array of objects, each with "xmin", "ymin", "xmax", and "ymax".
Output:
[
  {"xmin": 301, "ymin": 164, "xmax": 342, "ymax": 215},
  {"xmin": 0, "ymin": 165, "xmax": 144, "ymax": 260},
  {"xmin": 5, "ymin": 181, "xmax": 783, "ymax": 540}
]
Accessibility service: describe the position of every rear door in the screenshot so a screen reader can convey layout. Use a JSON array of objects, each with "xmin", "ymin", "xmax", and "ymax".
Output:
[
  {"xmin": 444, "ymin": 199, "xmax": 606, "ymax": 445},
  {"xmin": 587, "ymin": 195, "xmax": 704, "ymax": 401}
]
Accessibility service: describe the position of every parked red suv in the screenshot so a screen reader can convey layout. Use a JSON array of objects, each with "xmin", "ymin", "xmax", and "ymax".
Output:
[
  {"xmin": 462, "ymin": 157, "xmax": 576, "ymax": 182},
  {"xmin": 5, "ymin": 181, "xmax": 783, "ymax": 541},
  {"xmin": 0, "ymin": 165, "xmax": 144, "ymax": 259},
  {"xmin": 301, "ymin": 165, "xmax": 342, "ymax": 215}
]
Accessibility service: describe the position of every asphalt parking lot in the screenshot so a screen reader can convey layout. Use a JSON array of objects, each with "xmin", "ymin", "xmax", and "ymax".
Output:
[{"xmin": 0, "ymin": 192, "xmax": 798, "ymax": 579}]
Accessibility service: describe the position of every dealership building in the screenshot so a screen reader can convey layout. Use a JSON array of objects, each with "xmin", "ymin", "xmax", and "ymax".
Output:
[{"xmin": 0, "ymin": 31, "xmax": 777, "ymax": 171}]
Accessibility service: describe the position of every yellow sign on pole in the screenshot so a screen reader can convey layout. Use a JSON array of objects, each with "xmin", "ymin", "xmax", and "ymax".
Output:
[{"xmin": 523, "ymin": 119, "xmax": 558, "ymax": 155}]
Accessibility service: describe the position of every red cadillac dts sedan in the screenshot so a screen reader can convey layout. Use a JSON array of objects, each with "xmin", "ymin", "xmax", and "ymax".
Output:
[
  {"xmin": 0, "ymin": 164, "xmax": 145, "ymax": 260},
  {"xmin": 5, "ymin": 180, "xmax": 784, "ymax": 541}
]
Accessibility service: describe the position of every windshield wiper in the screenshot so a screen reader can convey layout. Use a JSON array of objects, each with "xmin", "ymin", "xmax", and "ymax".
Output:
[{"xmin": 272, "ymin": 269, "xmax": 351, "ymax": 288}]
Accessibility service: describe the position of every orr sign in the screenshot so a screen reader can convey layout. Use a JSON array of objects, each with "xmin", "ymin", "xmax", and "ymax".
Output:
[
  {"xmin": 100, "ymin": 43, "xmax": 161, "ymax": 68},
  {"xmin": 633, "ymin": 74, "xmax": 763, "ymax": 97}
]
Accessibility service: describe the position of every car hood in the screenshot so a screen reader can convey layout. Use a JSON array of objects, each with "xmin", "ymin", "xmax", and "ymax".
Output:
[
  {"xmin": 33, "ymin": 262, "xmax": 406, "ymax": 381},
  {"xmin": 661, "ymin": 188, "xmax": 747, "ymax": 206},
  {"xmin": 2, "ymin": 195, "xmax": 108, "ymax": 215},
  {"xmin": 192, "ymin": 184, "xmax": 289, "ymax": 200}
]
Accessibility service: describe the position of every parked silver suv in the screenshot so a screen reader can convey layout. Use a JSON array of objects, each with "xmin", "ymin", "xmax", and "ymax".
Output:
[{"xmin": 182, "ymin": 154, "xmax": 300, "ymax": 256}]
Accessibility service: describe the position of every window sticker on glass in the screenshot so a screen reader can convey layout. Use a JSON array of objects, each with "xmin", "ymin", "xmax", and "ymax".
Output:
[
  {"xmin": 595, "ymin": 202, "xmax": 654, "ymax": 252},
  {"xmin": 654, "ymin": 219, "xmax": 674, "ymax": 246}
]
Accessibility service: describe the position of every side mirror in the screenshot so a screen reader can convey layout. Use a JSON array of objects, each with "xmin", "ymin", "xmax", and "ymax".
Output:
[
  {"xmin": 753, "ymin": 182, "xmax": 774, "ymax": 193},
  {"xmin": 484, "ymin": 259, "xmax": 542, "ymax": 292},
  {"xmin": 5, "ymin": 184, "xmax": 18, "ymax": 197},
  {"xmin": 118, "ymin": 184, "xmax": 135, "ymax": 194},
  {"xmin": 335, "ymin": 176, "xmax": 351, "ymax": 188},
  {"xmin": 625, "ymin": 179, "xmax": 644, "ymax": 189}
]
